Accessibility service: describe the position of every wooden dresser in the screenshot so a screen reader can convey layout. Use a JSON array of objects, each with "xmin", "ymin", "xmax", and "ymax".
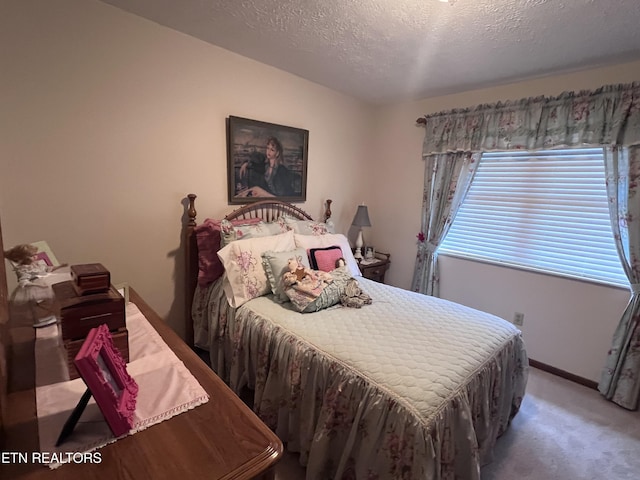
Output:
[{"xmin": 1, "ymin": 288, "xmax": 283, "ymax": 479}]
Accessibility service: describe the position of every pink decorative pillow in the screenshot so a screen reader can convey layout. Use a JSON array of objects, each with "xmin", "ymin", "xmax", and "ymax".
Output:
[
  {"xmin": 195, "ymin": 217, "xmax": 262, "ymax": 287},
  {"xmin": 294, "ymin": 233, "xmax": 361, "ymax": 277},
  {"xmin": 308, "ymin": 246, "xmax": 344, "ymax": 272}
]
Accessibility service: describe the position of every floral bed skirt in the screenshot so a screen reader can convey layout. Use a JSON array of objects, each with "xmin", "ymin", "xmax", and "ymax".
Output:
[{"xmin": 193, "ymin": 279, "xmax": 528, "ymax": 480}]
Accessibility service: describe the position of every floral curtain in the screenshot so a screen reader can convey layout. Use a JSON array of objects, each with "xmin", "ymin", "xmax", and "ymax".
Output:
[
  {"xmin": 599, "ymin": 145, "xmax": 640, "ymax": 410},
  {"xmin": 420, "ymin": 82, "xmax": 640, "ymax": 156},
  {"xmin": 414, "ymin": 82, "xmax": 640, "ymax": 408},
  {"xmin": 411, "ymin": 152, "xmax": 479, "ymax": 296}
]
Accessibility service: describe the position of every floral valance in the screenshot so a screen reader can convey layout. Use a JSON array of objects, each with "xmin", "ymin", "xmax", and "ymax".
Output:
[{"xmin": 420, "ymin": 82, "xmax": 640, "ymax": 156}]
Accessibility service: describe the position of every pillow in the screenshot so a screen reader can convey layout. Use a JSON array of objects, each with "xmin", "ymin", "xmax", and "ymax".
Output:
[
  {"xmin": 294, "ymin": 233, "xmax": 361, "ymax": 277},
  {"xmin": 194, "ymin": 217, "xmax": 262, "ymax": 287},
  {"xmin": 284, "ymin": 217, "xmax": 334, "ymax": 235},
  {"xmin": 284, "ymin": 266, "xmax": 352, "ymax": 313},
  {"xmin": 217, "ymin": 230, "xmax": 295, "ymax": 307},
  {"xmin": 262, "ymin": 248, "xmax": 311, "ymax": 303},
  {"xmin": 308, "ymin": 246, "xmax": 344, "ymax": 272},
  {"xmin": 220, "ymin": 218, "xmax": 288, "ymax": 246}
]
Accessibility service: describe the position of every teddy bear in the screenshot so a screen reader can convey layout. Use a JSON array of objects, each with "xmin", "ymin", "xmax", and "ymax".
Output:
[
  {"xmin": 282, "ymin": 257, "xmax": 333, "ymax": 295},
  {"xmin": 340, "ymin": 278, "xmax": 372, "ymax": 308}
]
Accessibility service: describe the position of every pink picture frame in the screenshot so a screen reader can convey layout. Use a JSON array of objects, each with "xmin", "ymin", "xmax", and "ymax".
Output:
[
  {"xmin": 30, "ymin": 240, "xmax": 60, "ymax": 266},
  {"xmin": 74, "ymin": 324, "xmax": 138, "ymax": 437},
  {"xmin": 33, "ymin": 251, "xmax": 54, "ymax": 266}
]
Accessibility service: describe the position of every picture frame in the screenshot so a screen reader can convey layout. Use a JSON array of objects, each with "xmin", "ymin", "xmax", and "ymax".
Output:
[
  {"xmin": 32, "ymin": 241, "xmax": 60, "ymax": 267},
  {"xmin": 364, "ymin": 246, "xmax": 375, "ymax": 261},
  {"xmin": 74, "ymin": 324, "xmax": 138, "ymax": 437},
  {"xmin": 227, "ymin": 116, "xmax": 308, "ymax": 204}
]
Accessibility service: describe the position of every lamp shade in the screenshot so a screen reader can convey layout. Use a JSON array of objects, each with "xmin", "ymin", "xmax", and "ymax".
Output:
[{"xmin": 352, "ymin": 205, "xmax": 371, "ymax": 227}]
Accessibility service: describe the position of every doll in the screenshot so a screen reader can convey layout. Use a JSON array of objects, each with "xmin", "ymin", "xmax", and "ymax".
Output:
[
  {"xmin": 3, "ymin": 244, "xmax": 62, "ymax": 327},
  {"xmin": 4, "ymin": 244, "xmax": 52, "ymax": 285}
]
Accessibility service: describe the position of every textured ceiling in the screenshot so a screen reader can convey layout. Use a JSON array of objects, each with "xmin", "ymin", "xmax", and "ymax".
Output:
[{"xmin": 100, "ymin": 0, "xmax": 640, "ymax": 105}]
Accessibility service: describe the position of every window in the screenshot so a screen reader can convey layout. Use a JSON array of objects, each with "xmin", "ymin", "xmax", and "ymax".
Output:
[{"xmin": 439, "ymin": 148, "xmax": 628, "ymax": 288}]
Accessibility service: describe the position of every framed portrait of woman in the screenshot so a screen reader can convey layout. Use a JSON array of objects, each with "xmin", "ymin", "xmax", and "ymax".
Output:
[{"xmin": 226, "ymin": 116, "xmax": 309, "ymax": 204}]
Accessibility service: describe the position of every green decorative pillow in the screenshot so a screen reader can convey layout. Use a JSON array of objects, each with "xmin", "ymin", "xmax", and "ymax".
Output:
[{"xmin": 262, "ymin": 248, "xmax": 310, "ymax": 303}]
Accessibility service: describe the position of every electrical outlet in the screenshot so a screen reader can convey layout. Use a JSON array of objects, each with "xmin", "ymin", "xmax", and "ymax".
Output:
[{"xmin": 513, "ymin": 312, "xmax": 525, "ymax": 326}]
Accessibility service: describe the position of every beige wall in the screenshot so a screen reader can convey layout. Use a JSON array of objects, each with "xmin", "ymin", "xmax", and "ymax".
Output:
[
  {"xmin": 370, "ymin": 61, "xmax": 640, "ymax": 382},
  {"xmin": 2, "ymin": 0, "xmax": 639, "ymax": 384},
  {"xmin": 0, "ymin": 0, "xmax": 374, "ymax": 337}
]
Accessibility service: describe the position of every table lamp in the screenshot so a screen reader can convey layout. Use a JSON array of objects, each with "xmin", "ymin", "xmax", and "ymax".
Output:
[{"xmin": 351, "ymin": 205, "xmax": 371, "ymax": 260}]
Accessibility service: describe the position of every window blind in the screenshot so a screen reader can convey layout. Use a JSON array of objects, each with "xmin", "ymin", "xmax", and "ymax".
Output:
[{"xmin": 439, "ymin": 148, "xmax": 628, "ymax": 288}]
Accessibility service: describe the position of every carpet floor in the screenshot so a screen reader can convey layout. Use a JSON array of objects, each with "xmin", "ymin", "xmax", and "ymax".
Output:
[{"xmin": 274, "ymin": 367, "xmax": 640, "ymax": 480}]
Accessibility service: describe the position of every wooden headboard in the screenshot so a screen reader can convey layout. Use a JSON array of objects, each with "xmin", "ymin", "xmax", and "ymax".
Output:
[
  {"xmin": 184, "ymin": 194, "xmax": 332, "ymax": 347},
  {"xmin": 0, "ymin": 214, "xmax": 9, "ymax": 445}
]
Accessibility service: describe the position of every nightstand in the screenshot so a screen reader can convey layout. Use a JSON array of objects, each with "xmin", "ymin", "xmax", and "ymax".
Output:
[{"xmin": 359, "ymin": 252, "xmax": 390, "ymax": 283}]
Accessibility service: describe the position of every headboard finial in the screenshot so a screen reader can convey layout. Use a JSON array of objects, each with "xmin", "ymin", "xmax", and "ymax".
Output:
[
  {"xmin": 325, "ymin": 199, "xmax": 332, "ymax": 222},
  {"xmin": 187, "ymin": 194, "xmax": 197, "ymax": 227}
]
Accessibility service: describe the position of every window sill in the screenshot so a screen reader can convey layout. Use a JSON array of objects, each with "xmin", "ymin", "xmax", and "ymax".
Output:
[{"xmin": 438, "ymin": 252, "xmax": 630, "ymax": 291}]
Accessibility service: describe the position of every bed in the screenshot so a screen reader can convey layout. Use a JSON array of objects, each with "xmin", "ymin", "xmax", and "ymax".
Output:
[{"xmin": 183, "ymin": 194, "xmax": 528, "ymax": 480}]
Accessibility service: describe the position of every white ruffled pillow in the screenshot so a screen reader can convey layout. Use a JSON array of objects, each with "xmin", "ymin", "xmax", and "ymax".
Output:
[
  {"xmin": 294, "ymin": 233, "xmax": 361, "ymax": 278},
  {"xmin": 218, "ymin": 230, "xmax": 295, "ymax": 307}
]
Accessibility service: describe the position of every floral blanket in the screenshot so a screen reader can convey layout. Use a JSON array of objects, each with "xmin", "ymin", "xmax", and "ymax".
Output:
[{"xmin": 192, "ymin": 277, "xmax": 528, "ymax": 480}]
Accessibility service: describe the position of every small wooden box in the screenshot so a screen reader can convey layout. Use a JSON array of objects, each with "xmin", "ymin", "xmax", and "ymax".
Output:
[
  {"xmin": 71, "ymin": 263, "xmax": 111, "ymax": 296},
  {"xmin": 65, "ymin": 327, "xmax": 129, "ymax": 380},
  {"xmin": 53, "ymin": 280, "xmax": 125, "ymax": 341}
]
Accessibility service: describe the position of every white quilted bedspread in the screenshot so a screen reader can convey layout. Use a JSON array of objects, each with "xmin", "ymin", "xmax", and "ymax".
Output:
[{"xmin": 244, "ymin": 277, "xmax": 521, "ymax": 422}]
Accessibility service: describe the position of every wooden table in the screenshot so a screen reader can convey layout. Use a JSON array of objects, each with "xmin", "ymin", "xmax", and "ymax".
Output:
[{"xmin": 2, "ymin": 288, "xmax": 282, "ymax": 479}]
